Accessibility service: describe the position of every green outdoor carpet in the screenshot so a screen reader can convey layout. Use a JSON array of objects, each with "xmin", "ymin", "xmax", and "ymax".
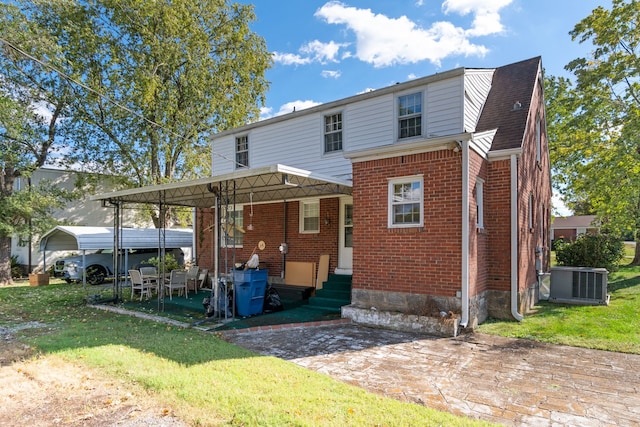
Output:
[{"xmin": 120, "ymin": 290, "xmax": 341, "ymax": 330}]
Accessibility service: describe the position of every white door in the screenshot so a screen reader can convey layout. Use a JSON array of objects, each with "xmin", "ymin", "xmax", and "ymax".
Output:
[{"xmin": 337, "ymin": 197, "xmax": 353, "ymax": 274}]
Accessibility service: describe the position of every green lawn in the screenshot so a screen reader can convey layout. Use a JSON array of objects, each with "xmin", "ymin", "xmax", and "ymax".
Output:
[
  {"xmin": 478, "ymin": 262, "xmax": 640, "ymax": 354},
  {"xmin": 1, "ymin": 280, "xmax": 494, "ymax": 426}
]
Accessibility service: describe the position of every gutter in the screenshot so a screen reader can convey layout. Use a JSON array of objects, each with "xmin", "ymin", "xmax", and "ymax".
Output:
[
  {"xmin": 510, "ymin": 154, "xmax": 524, "ymax": 321},
  {"xmin": 460, "ymin": 139, "xmax": 470, "ymax": 328}
]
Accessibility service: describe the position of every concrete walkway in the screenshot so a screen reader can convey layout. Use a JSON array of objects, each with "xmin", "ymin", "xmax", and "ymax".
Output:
[{"xmin": 225, "ymin": 323, "xmax": 640, "ymax": 426}]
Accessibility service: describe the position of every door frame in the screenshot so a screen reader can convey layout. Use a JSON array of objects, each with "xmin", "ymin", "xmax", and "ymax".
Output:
[{"xmin": 336, "ymin": 196, "xmax": 353, "ymax": 275}]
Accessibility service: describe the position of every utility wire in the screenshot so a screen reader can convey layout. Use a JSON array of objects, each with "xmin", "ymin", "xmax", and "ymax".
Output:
[{"xmin": 0, "ymin": 36, "xmax": 243, "ymax": 168}]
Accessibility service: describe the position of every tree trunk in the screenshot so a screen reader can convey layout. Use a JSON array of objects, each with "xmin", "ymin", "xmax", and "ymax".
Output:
[
  {"xmin": 631, "ymin": 231, "xmax": 640, "ymax": 266},
  {"xmin": 0, "ymin": 235, "xmax": 14, "ymax": 285}
]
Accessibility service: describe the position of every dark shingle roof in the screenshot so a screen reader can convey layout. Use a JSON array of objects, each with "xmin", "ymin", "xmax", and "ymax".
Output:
[{"xmin": 476, "ymin": 57, "xmax": 541, "ymax": 152}]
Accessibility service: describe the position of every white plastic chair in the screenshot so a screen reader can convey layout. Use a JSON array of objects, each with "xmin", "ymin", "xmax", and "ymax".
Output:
[
  {"xmin": 186, "ymin": 266, "xmax": 200, "ymax": 292},
  {"xmin": 165, "ymin": 270, "xmax": 188, "ymax": 300},
  {"xmin": 129, "ymin": 269, "xmax": 153, "ymax": 301}
]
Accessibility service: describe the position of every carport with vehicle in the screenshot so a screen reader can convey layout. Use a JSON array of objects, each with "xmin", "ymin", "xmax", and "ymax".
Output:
[{"xmin": 39, "ymin": 226, "xmax": 193, "ymax": 286}]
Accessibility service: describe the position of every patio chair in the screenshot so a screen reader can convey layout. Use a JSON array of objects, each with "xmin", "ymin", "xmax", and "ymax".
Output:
[
  {"xmin": 198, "ymin": 268, "xmax": 209, "ymax": 289},
  {"xmin": 186, "ymin": 266, "xmax": 200, "ymax": 292},
  {"xmin": 165, "ymin": 269, "xmax": 188, "ymax": 300},
  {"xmin": 139, "ymin": 266, "xmax": 159, "ymax": 294},
  {"xmin": 129, "ymin": 269, "xmax": 153, "ymax": 301}
]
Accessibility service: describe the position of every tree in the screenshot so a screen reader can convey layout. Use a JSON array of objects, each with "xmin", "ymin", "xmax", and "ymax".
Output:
[
  {"xmin": 546, "ymin": 0, "xmax": 640, "ymax": 264},
  {"xmin": 0, "ymin": 4, "xmax": 77, "ymax": 284},
  {"xmin": 0, "ymin": 0, "xmax": 271, "ymax": 282},
  {"xmin": 25, "ymin": 0, "xmax": 271, "ymax": 227}
]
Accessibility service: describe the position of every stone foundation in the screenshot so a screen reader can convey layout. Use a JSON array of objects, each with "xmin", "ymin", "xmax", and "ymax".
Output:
[
  {"xmin": 342, "ymin": 305, "xmax": 460, "ymax": 337},
  {"xmin": 345, "ymin": 289, "xmax": 489, "ymax": 336}
]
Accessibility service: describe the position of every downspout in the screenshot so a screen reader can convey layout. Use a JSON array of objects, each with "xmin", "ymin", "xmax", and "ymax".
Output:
[
  {"xmin": 510, "ymin": 154, "xmax": 524, "ymax": 321},
  {"xmin": 460, "ymin": 139, "xmax": 470, "ymax": 328}
]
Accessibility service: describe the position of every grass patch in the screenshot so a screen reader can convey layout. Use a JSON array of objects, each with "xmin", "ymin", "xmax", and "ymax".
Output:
[
  {"xmin": 478, "ymin": 263, "xmax": 640, "ymax": 354},
  {"xmin": 0, "ymin": 281, "xmax": 494, "ymax": 426}
]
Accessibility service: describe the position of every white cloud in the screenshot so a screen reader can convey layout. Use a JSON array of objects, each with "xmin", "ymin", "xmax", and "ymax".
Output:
[
  {"xmin": 273, "ymin": 40, "xmax": 347, "ymax": 66},
  {"xmin": 313, "ymin": 0, "xmax": 510, "ymax": 68},
  {"xmin": 272, "ymin": 52, "xmax": 312, "ymax": 66},
  {"xmin": 321, "ymin": 70, "xmax": 342, "ymax": 79},
  {"xmin": 260, "ymin": 100, "xmax": 323, "ymax": 120},
  {"xmin": 442, "ymin": 0, "xmax": 513, "ymax": 37},
  {"xmin": 300, "ymin": 40, "xmax": 347, "ymax": 63}
]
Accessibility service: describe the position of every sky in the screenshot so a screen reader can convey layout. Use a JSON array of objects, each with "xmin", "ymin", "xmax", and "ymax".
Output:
[{"xmin": 239, "ymin": 0, "xmax": 607, "ymax": 215}]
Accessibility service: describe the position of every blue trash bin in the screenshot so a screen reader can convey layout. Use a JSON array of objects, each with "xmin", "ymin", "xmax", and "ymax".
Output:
[{"xmin": 233, "ymin": 269, "xmax": 268, "ymax": 316}]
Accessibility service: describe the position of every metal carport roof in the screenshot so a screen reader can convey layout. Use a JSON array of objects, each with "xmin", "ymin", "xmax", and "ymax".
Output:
[
  {"xmin": 89, "ymin": 164, "xmax": 352, "ymax": 207},
  {"xmin": 39, "ymin": 226, "xmax": 193, "ymax": 251}
]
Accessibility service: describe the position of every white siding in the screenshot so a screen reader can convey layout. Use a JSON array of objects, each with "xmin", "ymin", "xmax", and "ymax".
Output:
[
  {"xmin": 211, "ymin": 73, "xmax": 471, "ymax": 178},
  {"xmin": 344, "ymin": 93, "xmax": 394, "ymax": 151},
  {"xmin": 463, "ymin": 70, "xmax": 494, "ymax": 132},
  {"xmin": 471, "ymin": 129, "xmax": 497, "ymax": 158},
  {"xmin": 426, "ymin": 77, "xmax": 464, "ymax": 137},
  {"xmin": 213, "ymin": 112, "xmax": 352, "ymax": 178}
]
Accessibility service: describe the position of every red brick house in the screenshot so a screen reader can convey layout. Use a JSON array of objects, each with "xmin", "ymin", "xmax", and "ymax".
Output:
[
  {"xmin": 93, "ymin": 57, "xmax": 551, "ymax": 334},
  {"xmin": 551, "ymin": 215, "xmax": 599, "ymax": 244}
]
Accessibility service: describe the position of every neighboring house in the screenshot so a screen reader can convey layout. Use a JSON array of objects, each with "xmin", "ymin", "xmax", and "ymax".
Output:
[
  {"xmin": 11, "ymin": 168, "xmax": 151, "ymax": 274},
  {"xmin": 551, "ymin": 215, "xmax": 599, "ymax": 243},
  {"xmin": 92, "ymin": 57, "xmax": 551, "ymax": 332}
]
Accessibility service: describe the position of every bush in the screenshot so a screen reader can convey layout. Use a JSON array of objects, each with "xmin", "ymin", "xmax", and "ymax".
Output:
[
  {"xmin": 555, "ymin": 234, "xmax": 624, "ymax": 271},
  {"xmin": 144, "ymin": 253, "xmax": 180, "ymax": 272},
  {"xmin": 10, "ymin": 255, "xmax": 24, "ymax": 278}
]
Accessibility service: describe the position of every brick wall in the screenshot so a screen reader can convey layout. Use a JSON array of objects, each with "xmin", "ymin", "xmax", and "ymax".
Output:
[
  {"xmin": 195, "ymin": 199, "xmax": 340, "ymax": 278},
  {"xmin": 352, "ymin": 150, "xmax": 463, "ymax": 298},
  {"xmin": 486, "ymin": 159, "xmax": 512, "ymax": 292}
]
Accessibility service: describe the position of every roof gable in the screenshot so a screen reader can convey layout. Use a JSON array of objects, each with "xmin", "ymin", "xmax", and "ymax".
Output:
[{"xmin": 476, "ymin": 57, "xmax": 541, "ymax": 152}]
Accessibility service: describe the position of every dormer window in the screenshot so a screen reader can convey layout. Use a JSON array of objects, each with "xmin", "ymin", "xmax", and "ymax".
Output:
[{"xmin": 398, "ymin": 93, "xmax": 422, "ymax": 139}]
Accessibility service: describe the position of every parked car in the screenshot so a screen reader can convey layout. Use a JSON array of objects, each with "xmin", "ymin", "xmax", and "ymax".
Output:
[{"xmin": 56, "ymin": 248, "xmax": 185, "ymax": 285}]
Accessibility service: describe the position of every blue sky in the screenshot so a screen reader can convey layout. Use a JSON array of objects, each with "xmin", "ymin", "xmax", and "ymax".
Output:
[
  {"xmin": 242, "ymin": 0, "xmax": 606, "ymax": 215},
  {"xmin": 244, "ymin": 0, "xmax": 605, "ymax": 117}
]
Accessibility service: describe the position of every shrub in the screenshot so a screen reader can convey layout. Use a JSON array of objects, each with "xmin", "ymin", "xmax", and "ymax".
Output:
[
  {"xmin": 555, "ymin": 234, "xmax": 624, "ymax": 271},
  {"xmin": 144, "ymin": 253, "xmax": 180, "ymax": 272},
  {"xmin": 10, "ymin": 255, "xmax": 24, "ymax": 278}
]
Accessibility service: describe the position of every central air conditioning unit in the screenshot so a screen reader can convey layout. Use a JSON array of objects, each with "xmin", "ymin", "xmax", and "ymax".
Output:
[{"xmin": 549, "ymin": 267, "xmax": 609, "ymax": 305}]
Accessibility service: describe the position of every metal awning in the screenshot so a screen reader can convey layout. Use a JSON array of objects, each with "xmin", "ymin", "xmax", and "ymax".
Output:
[{"xmin": 90, "ymin": 164, "xmax": 352, "ymax": 207}]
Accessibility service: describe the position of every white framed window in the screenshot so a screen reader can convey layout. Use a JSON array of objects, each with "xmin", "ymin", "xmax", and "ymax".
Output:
[
  {"xmin": 235, "ymin": 135, "xmax": 249, "ymax": 169},
  {"xmin": 388, "ymin": 176, "xmax": 424, "ymax": 228},
  {"xmin": 324, "ymin": 112, "xmax": 343, "ymax": 153},
  {"xmin": 476, "ymin": 178, "xmax": 484, "ymax": 229},
  {"xmin": 528, "ymin": 193, "xmax": 534, "ymax": 231},
  {"xmin": 398, "ymin": 92, "xmax": 422, "ymax": 139},
  {"xmin": 535, "ymin": 114, "xmax": 541, "ymax": 163},
  {"xmin": 300, "ymin": 199, "xmax": 320, "ymax": 233},
  {"xmin": 222, "ymin": 208, "xmax": 244, "ymax": 247}
]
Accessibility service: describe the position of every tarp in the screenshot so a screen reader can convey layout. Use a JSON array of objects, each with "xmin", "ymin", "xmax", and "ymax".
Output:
[{"xmin": 39, "ymin": 226, "xmax": 193, "ymax": 252}]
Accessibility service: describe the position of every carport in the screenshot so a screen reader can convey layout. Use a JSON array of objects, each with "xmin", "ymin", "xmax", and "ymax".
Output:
[
  {"xmin": 39, "ymin": 226, "xmax": 193, "ymax": 287},
  {"xmin": 89, "ymin": 164, "xmax": 352, "ymax": 312}
]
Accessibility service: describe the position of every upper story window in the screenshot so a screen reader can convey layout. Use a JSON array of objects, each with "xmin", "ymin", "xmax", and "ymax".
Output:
[
  {"xmin": 324, "ymin": 112, "xmax": 343, "ymax": 153},
  {"xmin": 398, "ymin": 92, "xmax": 422, "ymax": 139},
  {"xmin": 388, "ymin": 176, "xmax": 424, "ymax": 228},
  {"xmin": 300, "ymin": 199, "xmax": 320, "ymax": 233},
  {"xmin": 235, "ymin": 135, "xmax": 249, "ymax": 169}
]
